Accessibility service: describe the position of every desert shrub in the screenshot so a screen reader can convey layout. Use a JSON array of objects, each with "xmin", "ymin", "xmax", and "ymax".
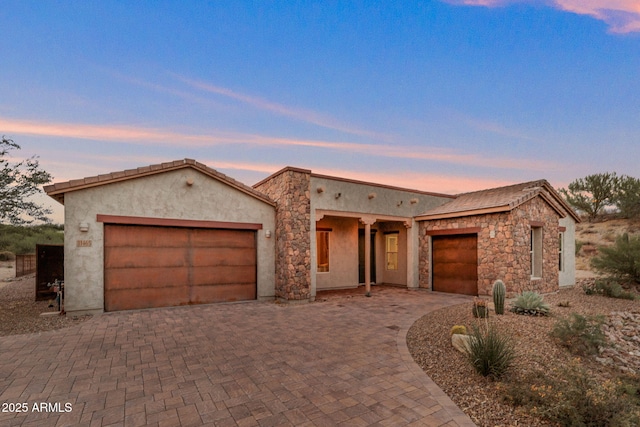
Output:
[
  {"xmin": 503, "ymin": 361, "xmax": 639, "ymax": 427},
  {"xmin": 0, "ymin": 224, "xmax": 63, "ymax": 255},
  {"xmin": 583, "ymin": 281, "xmax": 599, "ymax": 295},
  {"xmin": 584, "ymin": 279, "xmax": 637, "ymax": 300},
  {"xmin": 466, "ymin": 323, "xmax": 515, "ymax": 379},
  {"xmin": 550, "ymin": 313, "xmax": 607, "ymax": 356},
  {"xmin": 575, "ymin": 240, "xmax": 584, "ymax": 256},
  {"xmin": 591, "ymin": 233, "xmax": 640, "ymax": 284},
  {"xmin": 0, "ymin": 251, "xmax": 15, "ymax": 261},
  {"xmin": 510, "ymin": 291, "xmax": 550, "ymax": 316}
]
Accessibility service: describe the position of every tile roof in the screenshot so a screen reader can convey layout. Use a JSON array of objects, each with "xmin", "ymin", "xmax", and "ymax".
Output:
[
  {"xmin": 416, "ymin": 179, "xmax": 580, "ymax": 221},
  {"xmin": 44, "ymin": 159, "xmax": 275, "ymax": 206}
]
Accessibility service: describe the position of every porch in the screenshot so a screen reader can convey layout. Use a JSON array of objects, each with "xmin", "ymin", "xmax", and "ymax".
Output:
[{"xmin": 312, "ymin": 210, "xmax": 420, "ymax": 297}]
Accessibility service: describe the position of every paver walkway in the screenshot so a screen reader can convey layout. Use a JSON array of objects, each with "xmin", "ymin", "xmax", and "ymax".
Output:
[{"xmin": 0, "ymin": 287, "xmax": 476, "ymax": 427}]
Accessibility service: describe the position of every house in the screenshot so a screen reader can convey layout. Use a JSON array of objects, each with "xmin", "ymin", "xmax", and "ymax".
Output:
[{"xmin": 44, "ymin": 159, "xmax": 579, "ymax": 315}]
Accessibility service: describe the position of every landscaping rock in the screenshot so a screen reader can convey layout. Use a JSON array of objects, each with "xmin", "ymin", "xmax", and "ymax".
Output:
[
  {"xmin": 599, "ymin": 310, "xmax": 640, "ymax": 374},
  {"xmin": 451, "ymin": 333, "xmax": 474, "ymax": 354}
]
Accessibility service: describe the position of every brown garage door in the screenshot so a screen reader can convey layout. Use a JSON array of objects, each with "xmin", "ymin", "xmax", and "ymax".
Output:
[
  {"xmin": 432, "ymin": 234, "xmax": 478, "ymax": 295},
  {"xmin": 104, "ymin": 224, "xmax": 256, "ymax": 311}
]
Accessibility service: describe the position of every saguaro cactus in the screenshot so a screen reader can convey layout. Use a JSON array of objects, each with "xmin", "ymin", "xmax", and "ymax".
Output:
[{"xmin": 493, "ymin": 279, "xmax": 506, "ymax": 315}]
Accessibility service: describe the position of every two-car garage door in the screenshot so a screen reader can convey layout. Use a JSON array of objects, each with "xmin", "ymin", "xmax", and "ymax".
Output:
[{"xmin": 104, "ymin": 224, "xmax": 257, "ymax": 311}]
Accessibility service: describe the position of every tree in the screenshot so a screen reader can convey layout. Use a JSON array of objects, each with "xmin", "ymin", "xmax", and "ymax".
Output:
[
  {"xmin": 612, "ymin": 175, "xmax": 640, "ymax": 219},
  {"xmin": 0, "ymin": 136, "xmax": 53, "ymax": 225},
  {"xmin": 559, "ymin": 173, "xmax": 618, "ymax": 221}
]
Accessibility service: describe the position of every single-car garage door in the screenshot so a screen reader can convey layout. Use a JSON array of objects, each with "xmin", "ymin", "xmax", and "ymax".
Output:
[
  {"xmin": 104, "ymin": 224, "xmax": 256, "ymax": 311},
  {"xmin": 432, "ymin": 234, "xmax": 478, "ymax": 295}
]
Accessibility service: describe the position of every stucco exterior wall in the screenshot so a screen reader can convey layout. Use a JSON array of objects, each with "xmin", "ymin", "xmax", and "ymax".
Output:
[
  {"xmin": 559, "ymin": 216, "xmax": 577, "ymax": 287},
  {"xmin": 419, "ymin": 197, "xmax": 562, "ymax": 296},
  {"xmin": 254, "ymin": 168, "xmax": 311, "ymax": 301},
  {"xmin": 310, "ymin": 176, "xmax": 453, "ymax": 217},
  {"xmin": 315, "ymin": 217, "xmax": 359, "ymax": 289},
  {"xmin": 63, "ymin": 168, "xmax": 276, "ymax": 314}
]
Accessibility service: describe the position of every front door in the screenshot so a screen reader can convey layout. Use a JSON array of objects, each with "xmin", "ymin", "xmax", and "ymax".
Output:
[{"xmin": 358, "ymin": 229, "xmax": 376, "ymax": 284}]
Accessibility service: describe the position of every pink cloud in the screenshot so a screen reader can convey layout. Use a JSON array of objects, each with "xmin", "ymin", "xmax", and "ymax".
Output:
[
  {"xmin": 556, "ymin": 0, "xmax": 640, "ymax": 33},
  {"xmin": 442, "ymin": 0, "xmax": 640, "ymax": 33},
  {"xmin": 304, "ymin": 166, "xmax": 512, "ymax": 195},
  {"xmin": 0, "ymin": 116, "xmax": 556, "ymax": 172}
]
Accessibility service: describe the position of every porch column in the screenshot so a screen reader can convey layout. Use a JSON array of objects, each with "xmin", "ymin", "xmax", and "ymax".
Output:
[{"xmin": 360, "ymin": 216, "xmax": 376, "ymax": 297}]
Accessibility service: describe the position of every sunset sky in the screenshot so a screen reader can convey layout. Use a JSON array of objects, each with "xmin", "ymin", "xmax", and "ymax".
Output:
[{"xmin": 2, "ymin": 1, "xmax": 639, "ymax": 223}]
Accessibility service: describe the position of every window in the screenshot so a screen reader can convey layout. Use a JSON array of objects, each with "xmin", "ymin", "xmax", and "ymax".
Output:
[
  {"xmin": 385, "ymin": 233, "xmax": 399, "ymax": 270},
  {"xmin": 316, "ymin": 231, "xmax": 330, "ymax": 272},
  {"xmin": 559, "ymin": 232, "xmax": 564, "ymax": 271},
  {"xmin": 530, "ymin": 226, "xmax": 543, "ymax": 278}
]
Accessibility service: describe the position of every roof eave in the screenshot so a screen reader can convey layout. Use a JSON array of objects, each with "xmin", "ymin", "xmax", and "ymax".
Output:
[
  {"xmin": 415, "ymin": 205, "xmax": 511, "ymax": 221},
  {"xmin": 44, "ymin": 159, "xmax": 276, "ymax": 208}
]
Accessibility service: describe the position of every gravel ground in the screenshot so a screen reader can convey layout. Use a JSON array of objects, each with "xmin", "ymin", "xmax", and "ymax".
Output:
[
  {"xmin": 407, "ymin": 280, "xmax": 640, "ymax": 427},
  {"xmin": 0, "ymin": 275, "xmax": 91, "ymax": 336}
]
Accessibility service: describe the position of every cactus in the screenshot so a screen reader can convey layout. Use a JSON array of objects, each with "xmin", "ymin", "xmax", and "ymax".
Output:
[
  {"xmin": 450, "ymin": 325, "xmax": 467, "ymax": 336},
  {"xmin": 493, "ymin": 279, "xmax": 506, "ymax": 315}
]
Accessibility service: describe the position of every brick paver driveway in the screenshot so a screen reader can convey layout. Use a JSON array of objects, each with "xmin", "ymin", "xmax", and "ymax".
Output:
[{"xmin": 0, "ymin": 287, "xmax": 475, "ymax": 427}]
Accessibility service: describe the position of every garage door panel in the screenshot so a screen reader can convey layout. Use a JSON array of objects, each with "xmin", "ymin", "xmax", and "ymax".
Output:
[
  {"xmin": 105, "ymin": 267, "xmax": 189, "ymax": 290},
  {"xmin": 434, "ymin": 264, "xmax": 477, "ymax": 279},
  {"xmin": 192, "ymin": 247, "xmax": 256, "ymax": 267},
  {"xmin": 104, "ymin": 224, "xmax": 257, "ymax": 311},
  {"xmin": 191, "ymin": 283, "xmax": 256, "ymax": 304},
  {"xmin": 105, "ymin": 226, "xmax": 189, "ymax": 247},
  {"xmin": 192, "ymin": 265, "xmax": 256, "ymax": 286},
  {"xmin": 105, "ymin": 247, "xmax": 188, "ymax": 268},
  {"xmin": 191, "ymin": 229, "xmax": 255, "ymax": 248},
  {"xmin": 433, "ymin": 251, "xmax": 476, "ymax": 264},
  {"xmin": 432, "ymin": 234, "xmax": 478, "ymax": 295},
  {"xmin": 105, "ymin": 287, "xmax": 190, "ymax": 311},
  {"xmin": 434, "ymin": 237, "xmax": 476, "ymax": 250}
]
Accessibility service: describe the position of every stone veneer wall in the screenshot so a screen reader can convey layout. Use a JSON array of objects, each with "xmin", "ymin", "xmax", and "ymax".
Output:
[
  {"xmin": 419, "ymin": 196, "xmax": 560, "ymax": 296},
  {"xmin": 255, "ymin": 169, "xmax": 311, "ymax": 300}
]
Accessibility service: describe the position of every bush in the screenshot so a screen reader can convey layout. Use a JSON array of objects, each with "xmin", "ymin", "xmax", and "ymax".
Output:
[
  {"xmin": 0, "ymin": 251, "xmax": 15, "ymax": 261},
  {"xmin": 510, "ymin": 291, "xmax": 550, "ymax": 316},
  {"xmin": 583, "ymin": 279, "xmax": 636, "ymax": 300},
  {"xmin": 503, "ymin": 361, "xmax": 639, "ymax": 426},
  {"xmin": 0, "ymin": 224, "xmax": 63, "ymax": 255},
  {"xmin": 591, "ymin": 233, "xmax": 640, "ymax": 284},
  {"xmin": 467, "ymin": 323, "xmax": 515, "ymax": 379},
  {"xmin": 550, "ymin": 313, "xmax": 607, "ymax": 356}
]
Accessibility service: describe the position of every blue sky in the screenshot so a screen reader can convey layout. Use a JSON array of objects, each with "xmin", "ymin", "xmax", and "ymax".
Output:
[{"xmin": 1, "ymin": 1, "xmax": 639, "ymax": 223}]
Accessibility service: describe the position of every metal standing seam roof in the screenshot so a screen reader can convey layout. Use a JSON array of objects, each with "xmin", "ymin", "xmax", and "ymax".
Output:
[
  {"xmin": 44, "ymin": 158, "xmax": 276, "ymax": 206},
  {"xmin": 415, "ymin": 179, "xmax": 581, "ymax": 222}
]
